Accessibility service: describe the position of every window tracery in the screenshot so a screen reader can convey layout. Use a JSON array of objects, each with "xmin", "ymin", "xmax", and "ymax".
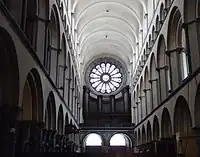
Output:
[{"xmin": 86, "ymin": 58, "xmax": 126, "ymax": 95}]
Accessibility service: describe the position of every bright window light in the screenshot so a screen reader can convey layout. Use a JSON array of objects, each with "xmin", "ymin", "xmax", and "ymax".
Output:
[
  {"xmin": 110, "ymin": 134, "xmax": 126, "ymax": 146},
  {"xmin": 85, "ymin": 133, "xmax": 102, "ymax": 146}
]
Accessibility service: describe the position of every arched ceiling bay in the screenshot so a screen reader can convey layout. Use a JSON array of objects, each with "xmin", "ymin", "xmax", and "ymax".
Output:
[{"xmin": 72, "ymin": 0, "xmax": 147, "ymax": 74}]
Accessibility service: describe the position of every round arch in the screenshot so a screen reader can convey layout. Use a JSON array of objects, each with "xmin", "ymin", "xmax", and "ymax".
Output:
[
  {"xmin": 157, "ymin": 34, "xmax": 167, "ymax": 102},
  {"xmin": 48, "ymin": 5, "xmax": 60, "ymax": 83},
  {"xmin": 45, "ymin": 92, "xmax": 56, "ymax": 130},
  {"xmin": 82, "ymin": 133, "xmax": 103, "ymax": 146},
  {"xmin": 109, "ymin": 133, "xmax": 132, "ymax": 147},
  {"xmin": 149, "ymin": 53, "xmax": 158, "ymax": 110},
  {"xmin": 161, "ymin": 108, "xmax": 172, "ymax": 138},
  {"xmin": 21, "ymin": 69, "xmax": 43, "ymax": 121},
  {"xmin": 153, "ymin": 116, "xmax": 160, "ymax": 141},
  {"xmin": 0, "ymin": 27, "xmax": 19, "ymax": 108},
  {"xmin": 0, "ymin": 26, "xmax": 20, "ymax": 157},
  {"xmin": 174, "ymin": 96, "xmax": 192, "ymax": 134},
  {"xmin": 173, "ymin": 96, "xmax": 193, "ymax": 156}
]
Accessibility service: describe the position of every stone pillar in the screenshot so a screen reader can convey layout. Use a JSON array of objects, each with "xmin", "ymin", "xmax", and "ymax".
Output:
[
  {"xmin": 98, "ymin": 95, "xmax": 102, "ymax": 113},
  {"xmin": 149, "ymin": 78, "xmax": 159, "ymax": 109},
  {"xmin": 139, "ymin": 96, "xmax": 145, "ymax": 120},
  {"xmin": 123, "ymin": 86, "xmax": 129, "ymax": 112},
  {"xmin": 136, "ymin": 101, "xmax": 140, "ymax": 123},
  {"xmin": 111, "ymin": 95, "xmax": 115, "ymax": 112},
  {"xmin": 156, "ymin": 66, "xmax": 168, "ymax": 102},
  {"xmin": 143, "ymin": 88, "xmax": 150, "ymax": 115},
  {"xmin": 83, "ymin": 86, "xmax": 89, "ymax": 114}
]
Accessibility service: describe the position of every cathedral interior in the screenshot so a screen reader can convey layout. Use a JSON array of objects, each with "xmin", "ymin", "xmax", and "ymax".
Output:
[{"xmin": 0, "ymin": 0, "xmax": 200, "ymax": 157}]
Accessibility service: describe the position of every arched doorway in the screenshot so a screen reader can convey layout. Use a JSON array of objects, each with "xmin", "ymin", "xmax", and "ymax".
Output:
[
  {"xmin": 82, "ymin": 133, "xmax": 103, "ymax": 152},
  {"xmin": 0, "ymin": 27, "xmax": 19, "ymax": 156}
]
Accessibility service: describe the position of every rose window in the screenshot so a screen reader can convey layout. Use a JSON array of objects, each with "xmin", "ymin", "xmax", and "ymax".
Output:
[{"xmin": 89, "ymin": 62, "xmax": 123, "ymax": 94}]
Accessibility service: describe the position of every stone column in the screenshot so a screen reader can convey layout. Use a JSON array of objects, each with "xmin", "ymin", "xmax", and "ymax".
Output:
[
  {"xmin": 123, "ymin": 86, "xmax": 129, "ymax": 112},
  {"xmin": 149, "ymin": 79, "xmax": 158, "ymax": 110},
  {"xmin": 111, "ymin": 95, "xmax": 115, "ymax": 112},
  {"xmin": 98, "ymin": 95, "xmax": 102, "ymax": 113},
  {"xmin": 83, "ymin": 86, "xmax": 89, "ymax": 114},
  {"xmin": 156, "ymin": 66, "xmax": 168, "ymax": 102},
  {"xmin": 143, "ymin": 88, "xmax": 150, "ymax": 115}
]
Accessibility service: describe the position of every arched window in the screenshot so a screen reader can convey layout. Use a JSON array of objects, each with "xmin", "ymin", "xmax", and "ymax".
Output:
[
  {"xmin": 24, "ymin": 0, "xmax": 38, "ymax": 48},
  {"xmin": 110, "ymin": 134, "xmax": 126, "ymax": 146},
  {"xmin": 166, "ymin": 54, "xmax": 172, "ymax": 92},
  {"xmin": 178, "ymin": 28, "xmax": 189, "ymax": 80},
  {"xmin": 85, "ymin": 133, "xmax": 102, "ymax": 146}
]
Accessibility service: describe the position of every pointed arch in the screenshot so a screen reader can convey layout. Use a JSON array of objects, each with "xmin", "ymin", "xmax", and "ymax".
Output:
[
  {"xmin": 138, "ymin": 129, "xmax": 141, "ymax": 145},
  {"xmin": 147, "ymin": 121, "xmax": 152, "ymax": 143},
  {"xmin": 153, "ymin": 116, "xmax": 160, "ymax": 140},
  {"xmin": 57, "ymin": 105, "xmax": 64, "ymax": 134},
  {"xmin": 142, "ymin": 125, "xmax": 146, "ymax": 144}
]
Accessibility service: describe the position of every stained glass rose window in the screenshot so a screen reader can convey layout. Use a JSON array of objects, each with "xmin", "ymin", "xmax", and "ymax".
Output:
[{"xmin": 89, "ymin": 62, "xmax": 123, "ymax": 94}]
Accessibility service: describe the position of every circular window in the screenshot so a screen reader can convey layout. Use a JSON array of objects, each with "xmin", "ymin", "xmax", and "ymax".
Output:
[{"xmin": 87, "ymin": 58, "xmax": 125, "ymax": 95}]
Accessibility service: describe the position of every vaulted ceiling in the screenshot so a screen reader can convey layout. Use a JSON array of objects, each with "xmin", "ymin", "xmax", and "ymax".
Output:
[{"xmin": 72, "ymin": 0, "xmax": 148, "ymax": 75}]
